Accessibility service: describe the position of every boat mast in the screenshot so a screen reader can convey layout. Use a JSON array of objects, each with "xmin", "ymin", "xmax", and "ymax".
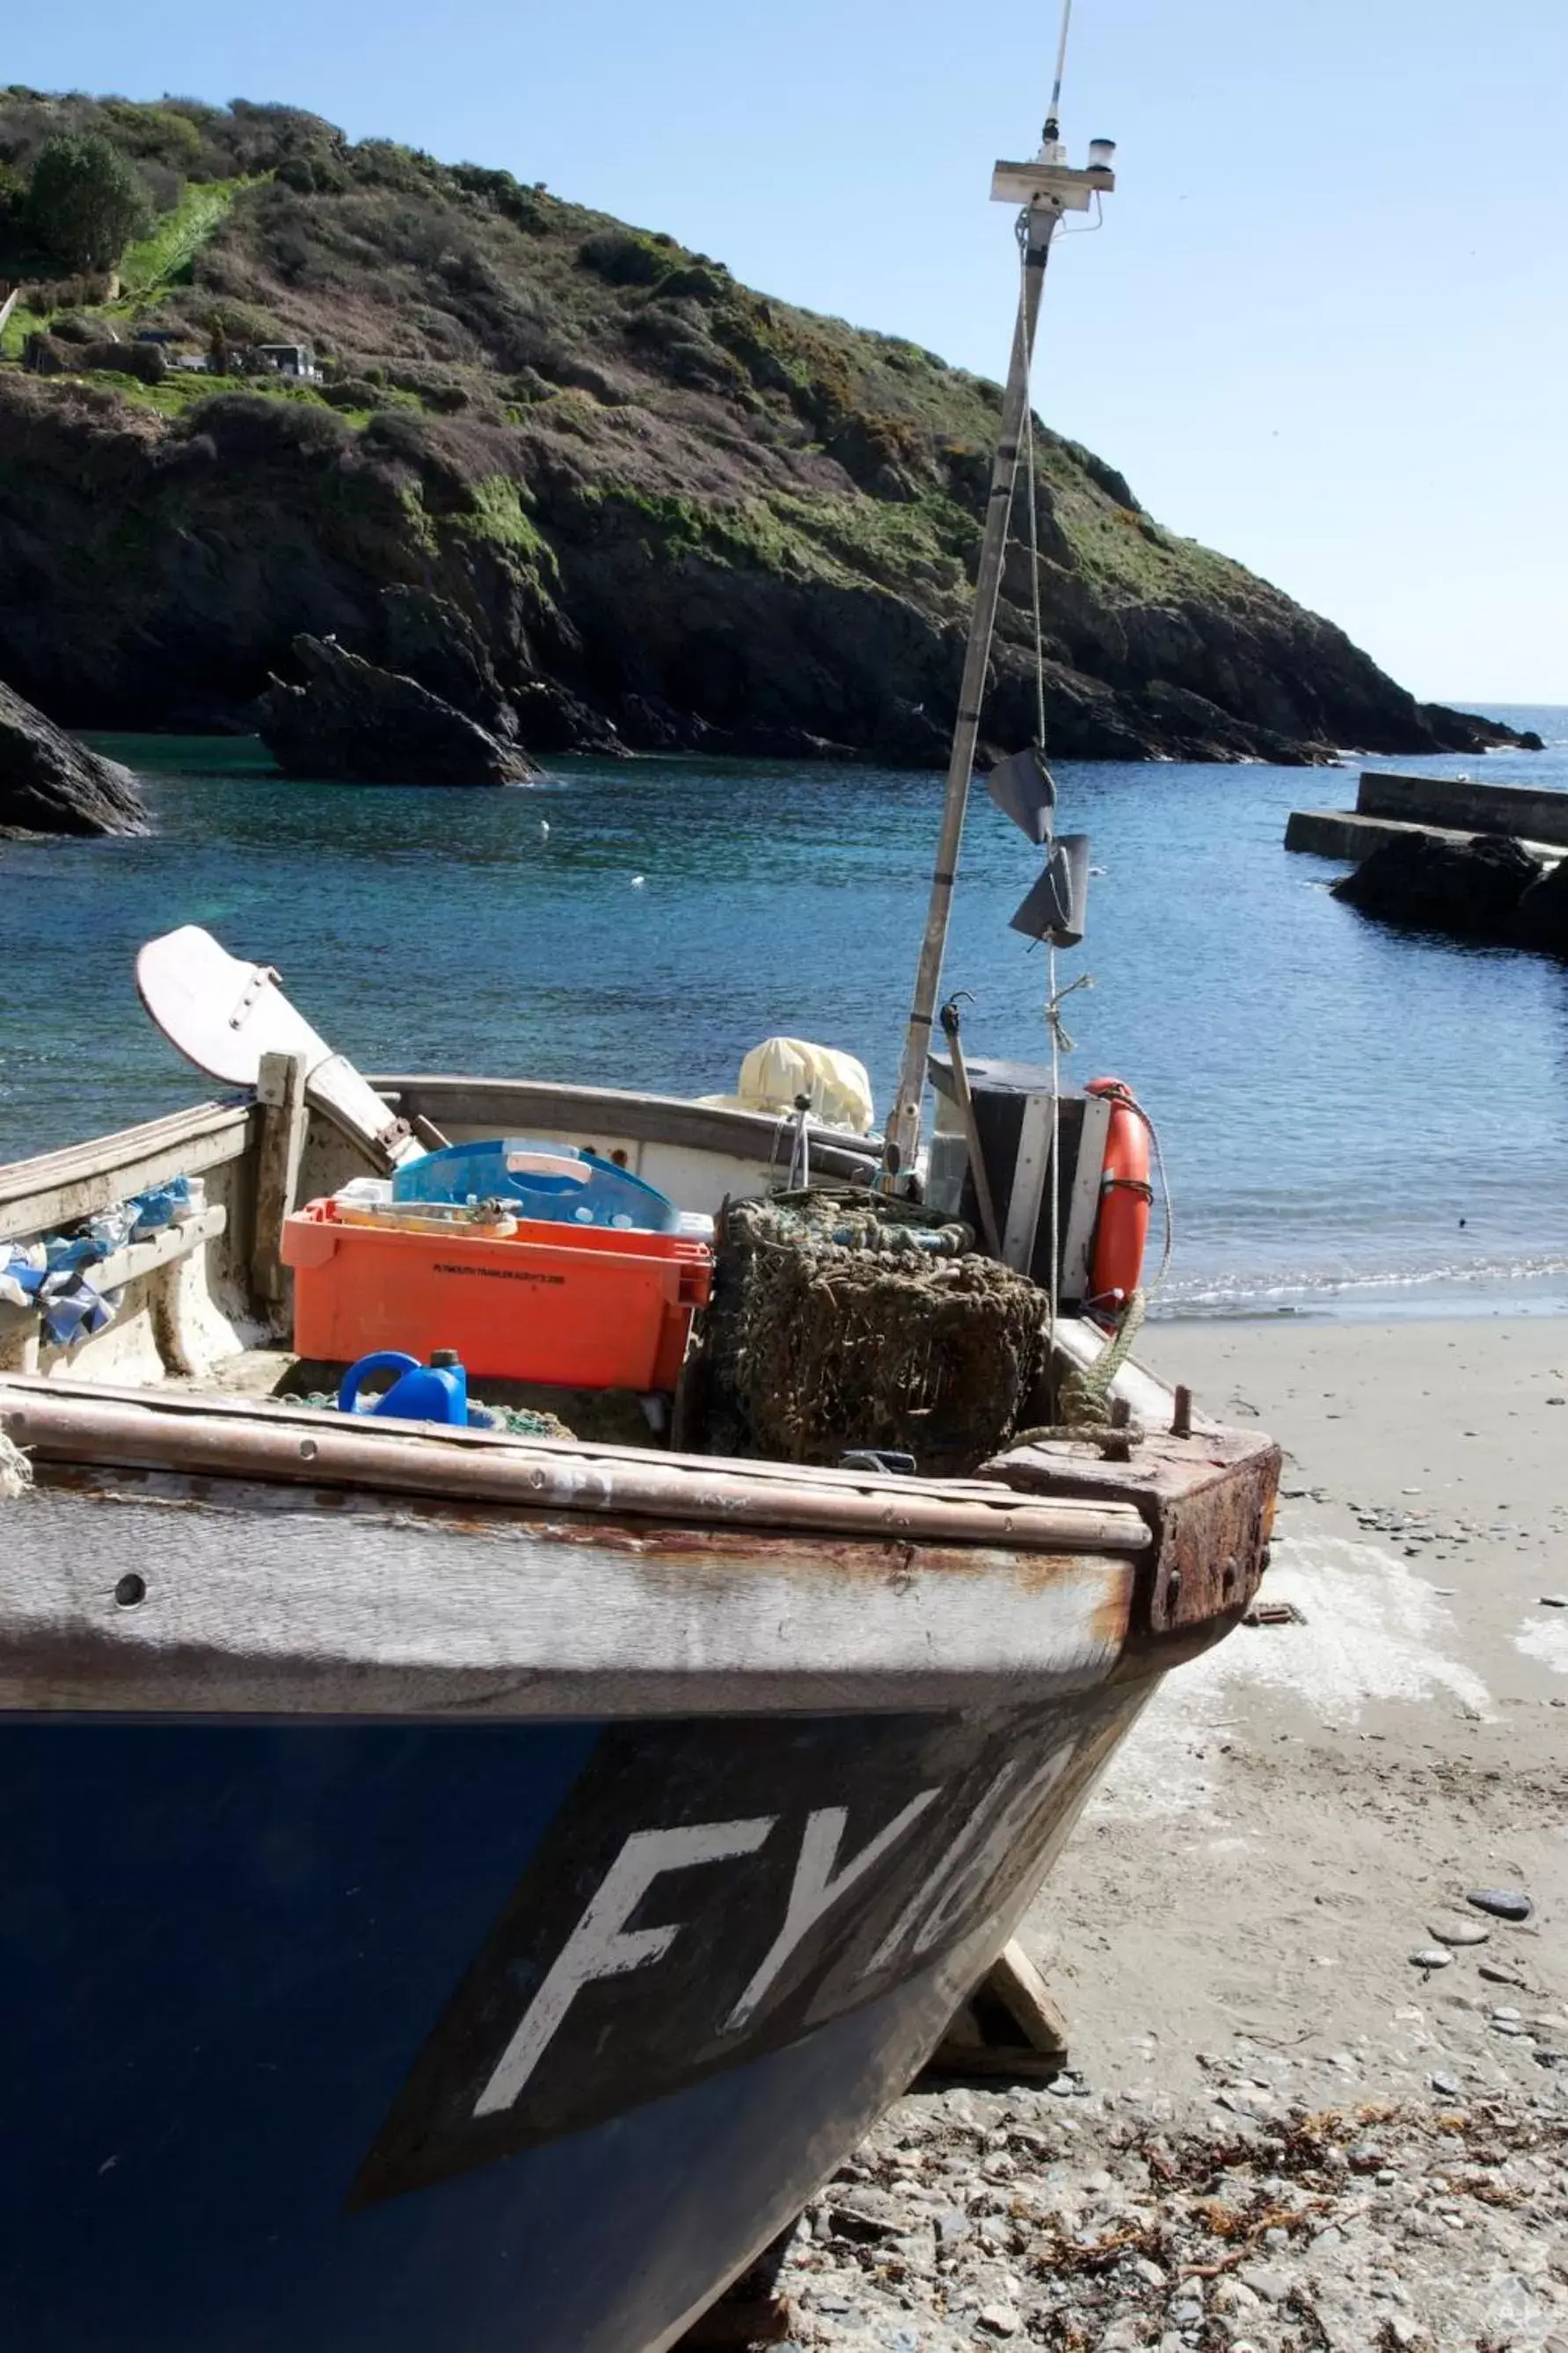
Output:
[{"xmin": 881, "ymin": 92, "xmax": 1114, "ymax": 1184}]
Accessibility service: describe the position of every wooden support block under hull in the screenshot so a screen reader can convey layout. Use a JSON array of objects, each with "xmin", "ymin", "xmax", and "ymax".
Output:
[{"xmin": 927, "ymin": 1937, "xmax": 1070, "ymax": 2082}]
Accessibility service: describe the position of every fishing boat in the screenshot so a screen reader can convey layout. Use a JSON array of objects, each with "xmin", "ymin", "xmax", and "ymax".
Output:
[{"xmin": 0, "ymin": 48, "xmax": 1279, "ymax": 2353}]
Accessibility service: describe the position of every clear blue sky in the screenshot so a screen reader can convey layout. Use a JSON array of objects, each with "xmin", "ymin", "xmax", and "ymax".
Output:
[{"xmin": 11, "ymin": 0, "xmax": 1564, "ymax": 705}]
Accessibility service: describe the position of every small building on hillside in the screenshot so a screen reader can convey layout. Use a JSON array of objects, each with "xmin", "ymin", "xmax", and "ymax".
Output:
[{"xmin": 252, "ymin": 343, "xmax": 321, "ymax": 383}]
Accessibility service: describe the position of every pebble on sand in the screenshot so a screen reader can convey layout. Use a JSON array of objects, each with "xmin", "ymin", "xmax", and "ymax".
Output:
[
  {"xmin": 1467, "ymin": 1889, "xmax": 1534, "ymax": 1922},
  {"xmin": 1410, "ymin": 1947, "xmax": 1454, "ymax": 1969},
  {"xmin": 1428, "ymin": 1917, "xmax": 1489, "ymax": 1947},
  {"xmin": 976, "ymin": 2304, "xmax": 1021, "ymax": 2337}
]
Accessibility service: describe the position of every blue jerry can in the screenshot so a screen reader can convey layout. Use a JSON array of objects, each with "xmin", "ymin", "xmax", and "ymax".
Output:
[{"xmin": 337, "ymin": 1349, "xmax": 470, "ymax": 1426}]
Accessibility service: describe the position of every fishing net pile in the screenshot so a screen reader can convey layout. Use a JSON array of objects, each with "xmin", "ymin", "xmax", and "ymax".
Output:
[{"xmin": 693, "ymin": 1188, "xmax": 1048, "ymax": 1472}]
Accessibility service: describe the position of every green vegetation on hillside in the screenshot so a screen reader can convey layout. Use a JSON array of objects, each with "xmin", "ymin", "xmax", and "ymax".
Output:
[
  {"xmin": 119, "ymin": 177, "xmax": 249, "ymax": 297},
  {"xmin": 25, "ymin": 131, "xmax": 150, "ymax": 269},
  {"xmin": 0, "ymin": 84, "xmax": 1105, "ymax": 542},
  {"xmin": 0, "ymin": 89, "xmax": 1512, "ymax": 764}
]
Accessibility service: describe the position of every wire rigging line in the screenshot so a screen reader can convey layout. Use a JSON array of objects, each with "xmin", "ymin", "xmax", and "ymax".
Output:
[
  {"xmin": 1010, "ymin": 118, "xmax": 1064, "ymax": 1336},
  {"xmin": 1046, "ymin": 943, "xmax": 1062, "ymax": 1349}
]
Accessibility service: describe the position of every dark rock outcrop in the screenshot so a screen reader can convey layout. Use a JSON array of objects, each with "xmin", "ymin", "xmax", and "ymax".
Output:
[
  {"xmin": 255, "ymin": 636, "xmax": 540, "ymax": 786},
  {"xmin": 1331, "ymin": 831, "xmax": 1543, "ymax": 938},
  {"xmin": 377, "ymin": 587, "xmax": 513, "ymax": 738},
  {"xmin": 1415, "ymin": 705, "xmax": 1542, "ymax": 756},
  {"xmin": 0, "ymin": 677, "xmax": 147, "ymax": 837},
  {"xmin": 1511, "ymin": 856, "xmax": 1568, "ymax": 955}
]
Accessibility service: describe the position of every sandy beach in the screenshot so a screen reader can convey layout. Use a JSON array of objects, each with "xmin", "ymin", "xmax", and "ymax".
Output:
[{"xmin": 765, "ymin": 1315, "xmax": 1568, "ymax": 2350}]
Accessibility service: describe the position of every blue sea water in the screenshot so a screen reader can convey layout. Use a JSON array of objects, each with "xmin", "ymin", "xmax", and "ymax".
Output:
[{"xmin": 2, "ymin": 709, "xmax": 1565, "ymax": 1317}]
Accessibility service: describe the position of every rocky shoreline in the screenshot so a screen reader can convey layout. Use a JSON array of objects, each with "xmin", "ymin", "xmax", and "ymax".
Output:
[
  {"xmin": 770, "ymin": 2067, "xmax": 1564, "ymax": 2350},
  {"xmin": 0, "ymin": 376, "xmax": 1528, "ymax": 772}
]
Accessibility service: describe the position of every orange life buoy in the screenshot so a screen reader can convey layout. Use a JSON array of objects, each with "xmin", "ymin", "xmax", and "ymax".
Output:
[{"xmin": 1086, "ymin": 1077, "xmax": 1152, "ymax": 1315}]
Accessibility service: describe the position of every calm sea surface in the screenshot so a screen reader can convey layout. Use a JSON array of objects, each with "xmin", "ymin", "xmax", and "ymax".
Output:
[{"xmin": 3, "ymin": 707, "xmax": 1565, "ymax": 1317}]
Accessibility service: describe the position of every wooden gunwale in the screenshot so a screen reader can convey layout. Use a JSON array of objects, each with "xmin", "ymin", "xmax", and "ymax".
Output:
[
  {"xmin": 0, "ymin": 1377, "xmax": 1149, "ymax": 1556},
  {"xmin": 0, "ymin": 1098, "xmax": 253, "ymax": 1243},
  {"xmin": 371, "ymin": 1075, "xmax": 879, "ymax": 1178},
  {"xmin": 1, "ymin": 1471, "xmax": 1141, "ymax": 1719}
]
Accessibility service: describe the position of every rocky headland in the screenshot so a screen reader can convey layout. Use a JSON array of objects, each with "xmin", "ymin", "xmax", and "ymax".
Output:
[{"xmin": 0, "ymin": 94, "xmax": 1531, "ymax": 771}]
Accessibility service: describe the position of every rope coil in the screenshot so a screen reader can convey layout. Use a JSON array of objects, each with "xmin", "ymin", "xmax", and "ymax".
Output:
[
  {"xmin": 1012, "ymin": 1283, "xmax": 1148, "ymax": 1450},
  {"xmin": 0, "ymin": 1431, "xmax": 33, "ymax": 1500}
]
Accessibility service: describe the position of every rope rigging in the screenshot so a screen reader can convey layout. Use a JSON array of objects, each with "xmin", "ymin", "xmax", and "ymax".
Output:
[
  {"xmin": 882, "ymin": 0, "xmax": 1095, "ymax": 1180},
  {"xmin": 1012, "ymin": 195, "xmax": 1073, "ymax": 1345},
  {"xmin": 1001, "ymin": 29, "xmax": 1176, "ymax": 1378}
]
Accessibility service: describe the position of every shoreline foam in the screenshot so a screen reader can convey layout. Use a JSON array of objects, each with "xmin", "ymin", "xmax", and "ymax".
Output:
[{"xmin": 1156, "ymin": 1261, "xmax": 1568, "ymax": 1325}]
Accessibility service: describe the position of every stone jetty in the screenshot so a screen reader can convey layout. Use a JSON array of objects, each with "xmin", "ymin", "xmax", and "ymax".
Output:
[
  {"xmin": 1286, "ymin": 770, "xmax": 1568, "ymax": 865},
  {"xmin": 1287, "ymin": 770, "xmax": 1568, "ymax": 954}
]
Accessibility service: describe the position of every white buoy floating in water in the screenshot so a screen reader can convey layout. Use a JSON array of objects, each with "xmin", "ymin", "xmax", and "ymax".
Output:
[
  {"xmin": 539, "ymin": 818, "xmax": 551, "ymax": 841},
  {"xmin": 631, "ymin": 874, "xmax": 645, "ymax": 889}
]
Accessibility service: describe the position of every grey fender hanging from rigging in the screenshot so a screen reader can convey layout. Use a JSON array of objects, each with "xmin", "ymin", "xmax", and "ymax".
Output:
[
  {"xmin": 1010, "ymin": 832, "xmax": 1090, "ymax": 949},
  {"xmin": 986, "ymin": 744, "xmax": 1057, "ymax": 846}
]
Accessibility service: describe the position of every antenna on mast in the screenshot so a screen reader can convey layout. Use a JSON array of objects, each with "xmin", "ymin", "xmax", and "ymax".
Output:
[{"xmin": 1042, "ymin": 0, "xmax": 1075, "ymax": 148}]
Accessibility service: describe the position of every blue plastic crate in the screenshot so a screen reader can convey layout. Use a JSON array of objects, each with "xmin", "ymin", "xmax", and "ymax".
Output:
[{"xmin": 391, "ymin": 1138, "xmax": 681, "ymax": 1232}]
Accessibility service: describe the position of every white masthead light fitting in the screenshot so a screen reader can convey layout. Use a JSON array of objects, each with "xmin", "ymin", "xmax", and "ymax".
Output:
[{"xmin": 990, "ymin": 140, "xmax": 1116, "ymax": 210}]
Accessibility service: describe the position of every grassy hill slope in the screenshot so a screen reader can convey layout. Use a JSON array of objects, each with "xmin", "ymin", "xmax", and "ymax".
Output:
[{"xmin": 0, "ymin": 93, "xmax": 1517, "ymax": 763}]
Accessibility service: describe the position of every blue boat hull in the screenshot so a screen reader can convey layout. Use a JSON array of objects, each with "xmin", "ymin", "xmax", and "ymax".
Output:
[{"xmin": 1, "ymin": 1692, "xmax": 1146, "ymax": 2349}]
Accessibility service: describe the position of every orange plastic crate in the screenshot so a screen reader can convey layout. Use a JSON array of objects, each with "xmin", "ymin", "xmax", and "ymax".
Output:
[{"xmin": 281, "ymin": 1201, "xmax": 712, "ymax": 1391}]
